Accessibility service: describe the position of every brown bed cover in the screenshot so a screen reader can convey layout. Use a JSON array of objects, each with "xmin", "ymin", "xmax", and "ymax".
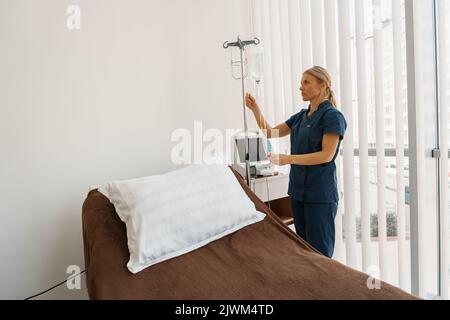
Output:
[{"xmin": 82, "ymin": 167, "xmax": 417, "ymax": 300}]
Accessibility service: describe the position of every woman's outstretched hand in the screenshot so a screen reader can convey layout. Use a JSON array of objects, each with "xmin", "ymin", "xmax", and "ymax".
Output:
[{"xmin": 245, "ymin": 93, "xmax": 259, "ymax": 112}]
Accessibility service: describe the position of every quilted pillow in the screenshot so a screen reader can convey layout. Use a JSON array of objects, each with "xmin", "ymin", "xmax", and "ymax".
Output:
[{"xmin": 99, "ymin": 164, "xmax": 265, "ymax": 273}]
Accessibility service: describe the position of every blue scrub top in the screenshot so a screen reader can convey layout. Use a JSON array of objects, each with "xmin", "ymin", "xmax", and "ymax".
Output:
[{"xmin": 285, "ymin": 100, "xmax": 347, "ymax": 203}]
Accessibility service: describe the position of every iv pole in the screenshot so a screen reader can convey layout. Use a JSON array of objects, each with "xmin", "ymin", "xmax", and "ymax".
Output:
[{"xmin": 223, "ymin": 36, "xmax": 260, "ymax": 187}]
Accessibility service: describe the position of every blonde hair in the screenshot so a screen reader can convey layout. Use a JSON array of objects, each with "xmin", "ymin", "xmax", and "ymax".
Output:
[{"xmin": 303, "ymin": 66, "xmax": 337, "ymax": 107}]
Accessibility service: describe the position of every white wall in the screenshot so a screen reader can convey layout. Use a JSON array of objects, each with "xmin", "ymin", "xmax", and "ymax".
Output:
[{"xmin": 0, "ymin": 0, "xmax": 251, "ymax": 299}]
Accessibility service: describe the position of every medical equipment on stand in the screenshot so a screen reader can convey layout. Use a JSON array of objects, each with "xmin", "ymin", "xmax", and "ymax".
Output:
[
  {"xmin": 231, "ymin": 130, "xmax": 275, "ymax": 180},
  {"xmin": 223, "ymin": 36, "xmax": 261, "ymax": 186}
]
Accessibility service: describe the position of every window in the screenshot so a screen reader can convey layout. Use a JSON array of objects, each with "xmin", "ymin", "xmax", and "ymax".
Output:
[{"xmin": 251, "ymin": 0, "xmax": 449, "ymax": 299}]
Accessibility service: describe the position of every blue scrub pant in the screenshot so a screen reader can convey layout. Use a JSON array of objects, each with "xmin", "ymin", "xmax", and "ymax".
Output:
[{"xmin": 290, "ymin": 197, "xmax": 338, "ymax": 258}]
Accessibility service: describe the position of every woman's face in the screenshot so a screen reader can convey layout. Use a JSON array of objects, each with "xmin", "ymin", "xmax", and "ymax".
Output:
[{"xmin": 300, "ymin": 73, "xmax": 326, "ymax": 102}]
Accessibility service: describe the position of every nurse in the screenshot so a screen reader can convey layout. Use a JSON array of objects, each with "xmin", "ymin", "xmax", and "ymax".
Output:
[{"xmin": 245, "ymin": 66, "xmax": 347, "ymax": 258}]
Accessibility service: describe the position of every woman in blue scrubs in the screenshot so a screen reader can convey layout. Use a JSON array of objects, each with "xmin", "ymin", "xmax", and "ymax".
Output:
[{"xmin": 245, "ymin": 66, "xmax": 347, "ymax": 258}]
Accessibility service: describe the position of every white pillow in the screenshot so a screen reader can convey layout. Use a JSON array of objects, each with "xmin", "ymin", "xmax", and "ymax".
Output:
[{"xmin": 98, "ymin": 164, "xmax": 265, "ymax": 274}]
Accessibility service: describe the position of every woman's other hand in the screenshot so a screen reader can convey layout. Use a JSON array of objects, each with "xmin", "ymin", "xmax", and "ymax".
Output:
[{"xmin": 267, "ymin": 153, "xmax": 291, "ymax": 166}]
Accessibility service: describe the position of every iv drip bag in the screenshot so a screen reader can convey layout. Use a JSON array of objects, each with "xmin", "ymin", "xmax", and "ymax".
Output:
[{"xmin": 248, "ymin": 46, "xmax": 264, "ymax": 99}]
